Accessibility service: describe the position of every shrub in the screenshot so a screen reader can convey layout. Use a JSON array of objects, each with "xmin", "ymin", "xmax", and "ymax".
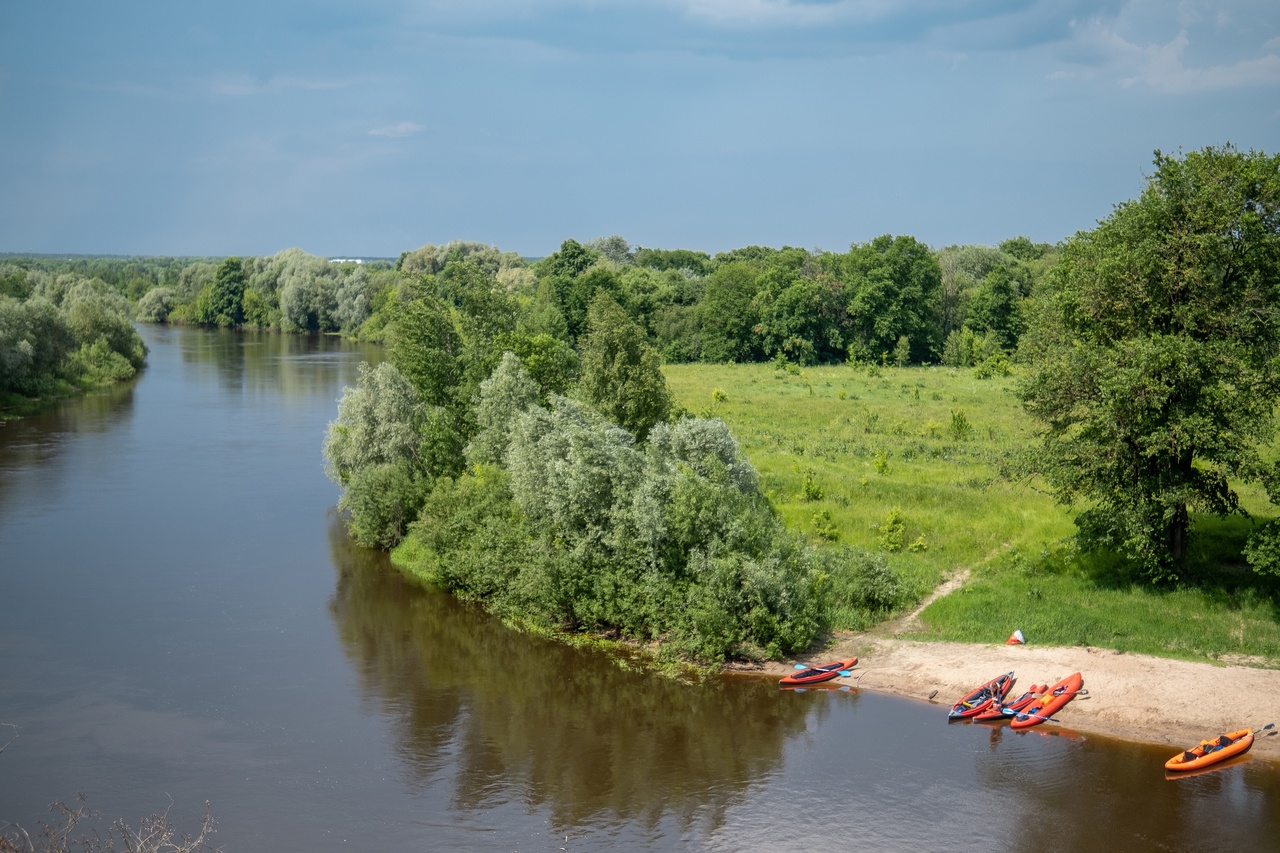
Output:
[
  {"xmin": 339, "ymin": 460, "xmax": 430, "ymax": 548},
  {"xmin": 949, "ymin": 409, "xmax": 973, "ymax": 441},
  {"xmin": 825, "ymin": 547, "xmax": 903, "ymax": 612},
  {"xmin": 1244, "ymin": 520, "xmax": 1280, "ymax": 577},
  {"xmin": 800, "ymin": 468, "xmax": 823, "ymax": 501},
  {"xmin": 136, "ymin": 287, "xmax": 176, "ymax": 323},
  {"xmin": 69, "ymin": 338, "xmax": 136, "ymax": 383},
  {"xmin": 878, "ymin": 507, "xmax": 905, "ymax": 553},
  {"xmin": 813, "ymin": 508, "xmax": 838, "ymax": 541}
]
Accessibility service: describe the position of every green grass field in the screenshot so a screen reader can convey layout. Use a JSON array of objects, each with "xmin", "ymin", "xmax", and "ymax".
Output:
[{"xmin": 663, "ymin": 362, "xmax": 1280, "ymax": 665}]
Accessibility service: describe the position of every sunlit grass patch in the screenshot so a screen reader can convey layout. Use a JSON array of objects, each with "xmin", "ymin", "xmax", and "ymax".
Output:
[
  {"xmin": 919, "ymin": 544, "xmax": 1280, "ymax": 663},
  {"xmin": 664, "ymin": 362, "xmax": 1076, "ymax": 604},
  {"xmin": 664, "ymin": 361, "xmax": 1280, "ymax": 661}
]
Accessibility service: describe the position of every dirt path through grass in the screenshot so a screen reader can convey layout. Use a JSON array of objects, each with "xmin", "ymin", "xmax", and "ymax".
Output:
[{"xmin": 880, "ymin": 568, "xmax": 971, "ymax": 635}]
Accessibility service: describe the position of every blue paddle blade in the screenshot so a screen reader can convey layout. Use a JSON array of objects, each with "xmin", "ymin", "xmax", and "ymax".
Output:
[{"xmin": 794, "ymin": 664, "xmax": 808, "ymax": 669}]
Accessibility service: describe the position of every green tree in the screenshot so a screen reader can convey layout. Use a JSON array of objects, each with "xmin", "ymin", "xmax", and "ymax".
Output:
[
  {"xmin": 208, "ymin": 257, "xmax": 246, "ymax": 327},
  {"xmin": 966, "ymin": 264, "xmax": 1024, "ymax": 351},
  {"xmin": 136, "ymin": 287, "xmax": 176, "ymax": 323},
  {"xmin": 389, "ymin": 289, "xmax": 464, "ymax": 408},
  {"xmin": 466, "ymin": 352, "xmax": 542, "ymax": 466},
  {"xmin": 578, "ymin": 292, "xmax": 672, "ymax": 441},
  {"xmin": 588, "ymin": 235, "xmax": 634, "ymax": 266},
  {"xmin": 1019, "ymin": 145, "xmax": 1280, "ymax": 578},
  {"xmin": 843, "ymin": 235, "xmax": 942, "ymax": 363},
  {"xmin": 699, "ymin": 262, "xmax": 762, "ymax": 363},
  {"xmin": 633, "ymin": 247, "xmax": 713, "ymax": 276},
  {"xmin": 323, "ymin": 361, "xmax": 440, "ymax": 547},
  {"xmin": 756, "ymin": 275, "xmax": 847, "ymax": 364}
]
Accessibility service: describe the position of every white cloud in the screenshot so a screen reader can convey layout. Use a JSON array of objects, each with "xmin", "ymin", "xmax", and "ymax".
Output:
[
  {"xmin": 368, "ymin": 121, "xmax": 425, "ymax": 137},
  {"xmin": 1079, "ymin": 24, "xmax": 1280, "ymax": 92}
]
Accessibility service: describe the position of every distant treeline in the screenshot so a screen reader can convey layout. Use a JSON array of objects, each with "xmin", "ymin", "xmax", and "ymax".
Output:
[{"xmin": 5, "ymin": 233, "xmax": 1057, "ymax": 371}]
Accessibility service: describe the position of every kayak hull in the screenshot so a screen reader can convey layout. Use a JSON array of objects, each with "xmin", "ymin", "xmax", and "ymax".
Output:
[
  {"xmin": 1010, "ymin": 671, "xmax": 1083, "ymax": 729},
  {"xmin": 1165, "ymin": 729, "xmax": 1254, "ymax": 772},
  {"xmin": 779, "ymin": 657, "xmax": 858, "ymax": 687}
]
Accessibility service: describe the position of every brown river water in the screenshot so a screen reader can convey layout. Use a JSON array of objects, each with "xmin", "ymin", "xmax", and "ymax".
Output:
[{"xmin": 1, "ymin": 325, "xmax": 1277, "ymax": 851}]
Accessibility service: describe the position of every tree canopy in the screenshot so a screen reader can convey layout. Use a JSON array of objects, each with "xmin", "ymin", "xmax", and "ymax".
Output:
[{"xmin": 1019, "ymin": 144, "xmax": 1280, "ymax": 579}]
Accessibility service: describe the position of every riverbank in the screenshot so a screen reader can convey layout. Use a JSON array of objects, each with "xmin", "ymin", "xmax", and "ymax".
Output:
[{"xmin": 746, "ymin": 637, "xmax": 1280, "ymax": 762}]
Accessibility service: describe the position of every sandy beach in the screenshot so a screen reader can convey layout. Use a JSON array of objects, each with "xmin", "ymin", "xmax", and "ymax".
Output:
[{"xmin": 749, "ymin": 636, "xmax": 1280, "ymax": 763}]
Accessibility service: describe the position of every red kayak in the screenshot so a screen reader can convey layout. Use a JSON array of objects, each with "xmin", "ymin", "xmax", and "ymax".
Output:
[
  {"xmin": 1010, "ymin": 672, "xmax": 1083, "ymax": 729},
  {"xmin": 779, "ymin": 657, "xmax": 858, "ymax": 687},
  {"xmin": 948, "ymin": 672, "xmax": 1015, "ymax": 720},
  {"xmin": 973, "ymin": 683, "xmax": 1047, "ymax": 722}
]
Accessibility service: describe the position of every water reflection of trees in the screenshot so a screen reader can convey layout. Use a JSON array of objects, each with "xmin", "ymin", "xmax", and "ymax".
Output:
[
  {"xmin": 160, "ymin": 326, "xmax": 384, "ymax": 400},
  {"xmin": 326, "ymin": 515, "xmax": 819, "ymax": 834},
  {"xmin": 0, "ymin": 381, "xmax": 136, "ymax": 520}
]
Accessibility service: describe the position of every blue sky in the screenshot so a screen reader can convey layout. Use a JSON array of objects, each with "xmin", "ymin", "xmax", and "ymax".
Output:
[{"xmin": 2, "ymin": 1, "xmax": 1277, "ymax": 258}]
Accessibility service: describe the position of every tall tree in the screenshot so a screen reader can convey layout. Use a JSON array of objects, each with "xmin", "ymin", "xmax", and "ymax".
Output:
[
  {"xmin": 208, "ymin": 257, "xmax": 246, "ymax": 327},
  {"xmin": 843, "ymin": 235, "xmax": 942, "ymax": 363},
  {"xmin": 1019, "ymin": 145, "xmax": 1280, "ymax": 579},
  {"xmin": 699, "ymin": 262, "xmax": 762, "ymax": 363},
  {"xmin": 578, "ymin": 292, "xmax": 671, "ymax": 441}
]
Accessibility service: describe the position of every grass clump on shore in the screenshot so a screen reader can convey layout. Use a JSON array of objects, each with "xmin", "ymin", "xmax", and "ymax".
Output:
[{"xmin": 664, "ymin": 362, "xmax": 1280, "ymax": 665}]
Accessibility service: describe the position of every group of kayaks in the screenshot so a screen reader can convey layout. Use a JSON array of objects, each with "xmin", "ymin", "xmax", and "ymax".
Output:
[
  {"xmin": 947, "ymin": 670, "xmax": 1084, "ymax": 729},
  {"xmin": 782, "ymin": 660, "xmax": 1269, "ymax": 774}
]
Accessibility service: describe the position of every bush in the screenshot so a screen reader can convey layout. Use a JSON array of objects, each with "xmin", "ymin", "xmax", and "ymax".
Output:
[
  {"xmin": 799, "ymin": 468, "xmax": 823, "ymax": 501},
  {"xmin": 878, "ymin": 507, "xmax": 905, "ymax": 552},
  {"xmin": 339, "ymin": 459, "xmax": 430, "ymax": 548},
  {"xmin": 1244, "ymin": 520, "xmax": 1280, "ymax": 577},
  {"xmin": 136, "ymin": 286, "xmax": 176, "ymax": 323},
  {"xmin": 822, "ymin": 546, "xmax": 906, "ymax": 622},
  {"xmin": 949, "ymin": 410, "xmax": 973, "ymax": 441},
  {"xmin": 68, "ymin": 338, "xmax": 137, "ymax": 383}
]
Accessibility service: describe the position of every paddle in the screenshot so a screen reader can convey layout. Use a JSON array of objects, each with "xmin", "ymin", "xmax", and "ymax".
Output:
[
  {"xmin": 1014, "ymin": 710, "xmax": 1062, "ymax": 724},
  {"xmin": 1254, "ymin": 723, "xmax": 1276, "ymax": 736},
  {"xmin": 793, "ymin": 663, "xmax": 854, "ymax": 677}
]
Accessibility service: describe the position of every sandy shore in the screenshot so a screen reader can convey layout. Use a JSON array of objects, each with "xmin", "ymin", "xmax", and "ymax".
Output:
[{"xmin": 748, "ymin": 637, "xmax": 1280, "ymax": 762}]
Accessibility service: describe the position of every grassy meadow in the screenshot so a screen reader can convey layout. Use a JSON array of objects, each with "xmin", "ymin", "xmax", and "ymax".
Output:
[{"xmin": 663, "ymin": 362, "xmax": 1280, "ymax": 665}]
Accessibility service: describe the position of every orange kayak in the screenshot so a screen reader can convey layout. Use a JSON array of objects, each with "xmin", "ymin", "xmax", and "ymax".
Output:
[
  {"xmin": 1010, "ymin": 672, "xmax": 1083, "ymax": 729},
  {"xmin": 779, "ymin": 657, "xmax": 858, "ymax": 687},
  {"xmin": 1165, "ymin": 729, "xmax": 1254, "ymax": 772}
]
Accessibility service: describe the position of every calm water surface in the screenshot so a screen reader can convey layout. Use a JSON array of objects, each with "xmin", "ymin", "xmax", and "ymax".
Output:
[{"xmin": 1, "ymin": 326, "xmax": 1277, "ymax": 851}]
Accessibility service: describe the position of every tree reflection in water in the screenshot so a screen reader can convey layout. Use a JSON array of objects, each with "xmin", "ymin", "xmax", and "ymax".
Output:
[{"xmin": 325, "ymin": 514, "xmax": 824, "ymax": 835}]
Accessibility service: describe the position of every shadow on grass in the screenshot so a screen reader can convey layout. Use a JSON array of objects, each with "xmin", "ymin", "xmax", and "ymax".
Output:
[{"xmin": 1063, "ymin": 513, "xmax": 1280, "ymax": 614}]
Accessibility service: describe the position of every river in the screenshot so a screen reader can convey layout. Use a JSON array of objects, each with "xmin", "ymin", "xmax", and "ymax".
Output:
[{"xmin": 1, "ymin": 325, "xmax": 1276, "ymax": 851}]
